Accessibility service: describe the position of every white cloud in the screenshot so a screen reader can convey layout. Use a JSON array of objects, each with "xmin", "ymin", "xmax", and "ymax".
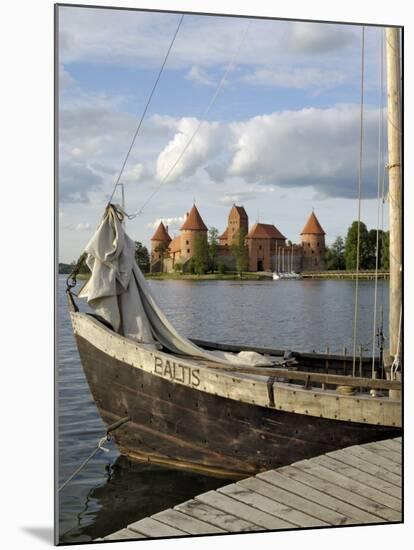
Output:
[
  {"xmin": 185, "ymin": 66, "xmax": 215, "ymax": 86},
  {"xmin": 152, "ymin": 105, "xmax": 382, "ymax": 199},
  {"xmin": 288, "ymin": 22, "xmax": 357, "ymax": 54},
  {"xmin": 147, "ymin": 215, "xmax": 186, "ymax": 230},
  {"xmin": 61, "ymin": 222, "xmax": 92, "ymax": 231},
  {"xmin": 155, "ymin": 116, "xmax": 225, "ymax": 183},
  {"xmin": 59, "ymin": 8, "xmax": 358, "ymax": 70},
  {"xmin": 243, "ymin": 67, "xmax": 346, "ymax": 91},
  {"xmin": 122, "ymin": 163, "xmax": 146, "ymax": 183}
]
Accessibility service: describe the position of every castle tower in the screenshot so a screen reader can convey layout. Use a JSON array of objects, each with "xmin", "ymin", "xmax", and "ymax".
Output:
[
  {"xmin": 151, "ymin": 222, "xmax": 171, "ymax": 265},
  {"xmin": 180, "ymin": 204, "xmax": 208, "ymax": 263},
  {"xmin": 300, "ymin": 211, "xmax": 326, "ymax": 271},
  {"xmin": 227, "ymin": 204, "xmax": 248, "ymax": 245}
]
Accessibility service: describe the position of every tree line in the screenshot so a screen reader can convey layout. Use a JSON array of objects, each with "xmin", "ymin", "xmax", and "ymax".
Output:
[{"xmin": 326, "ymin": 221, "xmax": 389, "ymax": 271}]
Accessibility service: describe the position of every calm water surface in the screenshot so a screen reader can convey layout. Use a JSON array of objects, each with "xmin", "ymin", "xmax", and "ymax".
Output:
[{"xmin": 57, "ymin": 275, "xmax": 389, "ymax": 543}]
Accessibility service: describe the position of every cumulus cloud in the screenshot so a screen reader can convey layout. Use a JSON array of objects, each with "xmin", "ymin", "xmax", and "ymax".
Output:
[
  {"xmin": 59, "ymin": 162, "xmax": 103, "ymax": 203},
  {"xmin": 122, "ymin": 163, "xmax": 146, "ymax": 183},
  {"xmin": 61, "ymin": 222, "xmax": 92, "ymax": 231},
  {"xmin": 147, "ymin": 215, "xmax": 186, "ymax": 230},
  {"xmin": 59, "ymin": 8, "xmax": 358, "ymax": 70},
  {"xmin": 155, "ymin": 117, "xmax": 225, "ymax": 182},
  {"xmin": 243, "ymin": 67, "xmax": 346, "ymax": 91},
  {"xmin": 287, "ymin": 22, "xmax": 357, "ymax": 54},
  {"xmin": 185, "ymin": 66, "xmax": 215, "ymax": 86},
  {"xmin": 152, "ymin": 105, "xmax": 382, "ymax": 199}
]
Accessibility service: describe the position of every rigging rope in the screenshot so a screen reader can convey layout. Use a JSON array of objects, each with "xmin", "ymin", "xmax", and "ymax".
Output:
[
  {"xmin": 371, "ymin": 29, "xmax": 385, "ymax": 378},
  {"xmin": 126, "ymin": 20, "xmax": 251, "ymax": 219},
  {"xmin": 352, "ymin": 26, "xmax": 365, "ymax": 377},
  {"xmin": 107, "ymin": 14, "xmax": 185, "ymax": 206}
]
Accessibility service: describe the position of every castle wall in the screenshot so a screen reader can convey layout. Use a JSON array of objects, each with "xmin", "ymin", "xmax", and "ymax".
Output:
[
  {"xmin": 248, "ymin": 239, "xmax": 272, "ymax": 271},
  {"xmin": 180, "ymin": 229, "xmax": 207, "ymax": 264},
  {"xmin": 301, "ymin": 234, "xmax": 326, "ymax": 271}
]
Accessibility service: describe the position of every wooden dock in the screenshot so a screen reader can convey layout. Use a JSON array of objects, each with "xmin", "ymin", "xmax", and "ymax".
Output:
[{"xmin": 97, "ymin": 438, "xmax": 402, "ymax": 541}]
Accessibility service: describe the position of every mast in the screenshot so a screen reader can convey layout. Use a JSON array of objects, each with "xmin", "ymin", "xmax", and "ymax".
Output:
[{"xmin": 385, "ymin": 27, "xmax": 402, "ymax": 363}]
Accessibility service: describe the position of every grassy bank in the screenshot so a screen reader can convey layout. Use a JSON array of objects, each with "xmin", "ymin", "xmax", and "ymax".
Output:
[{"xmin": 145, "ymin": 271, "xmax": 271, "ymax": 281}]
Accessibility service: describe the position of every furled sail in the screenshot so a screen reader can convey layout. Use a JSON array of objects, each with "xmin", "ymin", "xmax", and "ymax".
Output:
[{"xmin": 79, "ymin": 205, "xmax": 274, "ymax": 367}]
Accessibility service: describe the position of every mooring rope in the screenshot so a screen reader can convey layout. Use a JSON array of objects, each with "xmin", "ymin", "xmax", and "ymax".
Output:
[
  {"xmin": 58, "ymin": 417, "xmax": 130, "ymax": 492},
  {"xmin": 371, "ymin": 29, "xmax": 385, "ymax": 378},
  {"xmin": 352, "ymin": 26, "xmax": 366, "ymax": 377},
  {"xmin": 107, "ymin": 14, "xmax": 185, "ymax": 206}
]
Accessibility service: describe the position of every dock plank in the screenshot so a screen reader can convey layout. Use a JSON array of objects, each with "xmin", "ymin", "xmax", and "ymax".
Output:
[
  {"xmin": 218, "ymin": 483, "xmax": 328, "ymax": 528},
  {"xmin": 362, "ymin": 442, "xmax": 402, "ymax": 464},
  {"xmin": 312, "ymin": 455, "xmax": 402, "ymax": 499},
  {"xmin": 281, "ymin": 464, "xmax": 399, "ymax": 522},
  {"xmin": 152, "ymin": 508, "xmax": 225, "ymax": 535},
  {"xmin": 175, "ymin": 499, "xmax": 262, "ymax": 532},
  {"xmin": 104, "ymin": 528, "xmax": 146, "ymax": 540},
  {"xmin": 99, "ymin": 438, "xmax": 402, "ymax": 542},
  {"xmin": 327, "ymin": 449, "xmax": 402, "ymax": 486},
  {"xmin": 195, "ymin": 490, "xmax": 296, "ymax": 529},
  {"xmin": 128, "ymin": 517, "xmax": 187, "ymax": 537},
  {"xmin": 258, "ymin": 469, "xmax": 377, "ymax": 524},
  {"xmin": 238, "ymin": 477, "xmax": 346, "ymax": 526},
  {"xmin": 378, "ymin": 439, "xmax": 402, "ymax": 452},
  {"xmin": 346, "ymin": 446, "xmax": 401, "ymax": 475},
  {"xmin": 273, "ymin": 467, "xmax": 384, "ymax": 523},
  {"xmin": 293, "ymin": 460, "xmax": 401, "ymax": 513}
]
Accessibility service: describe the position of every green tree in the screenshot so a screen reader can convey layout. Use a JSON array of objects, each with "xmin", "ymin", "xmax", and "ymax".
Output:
[
  {"xmin": 344, "ymin": 221, "xmax": 371, "ymax": 270},
  {"xmin": 325, "ymin": 236, "xmax": 345, "ymax": 270},
  {"xmin": 193, "ymin": 233, "xmax": 208, "ymax": 275},
  {"xmin": 231, "ymin": 229, "xmax": 249, "ymax": 278},
  {"xmin": 366, "ymin": 229, "xmax": 389, "ymax": 270},
  {"xmin": 208, "ymin": 227, "xmax": 219, "ymax": 272},
  {"xmin": 135, "ymin": 241, "xmax": 150, "ymax": 273},
  {"xmin": 381, "ymin": 231, "xmax": 390, "ymax": 270}
]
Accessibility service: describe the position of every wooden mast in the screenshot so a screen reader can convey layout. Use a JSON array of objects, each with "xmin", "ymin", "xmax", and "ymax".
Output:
[{"xmin": 385, "ymin": 27, "xmax": 402, "ymax": 363}]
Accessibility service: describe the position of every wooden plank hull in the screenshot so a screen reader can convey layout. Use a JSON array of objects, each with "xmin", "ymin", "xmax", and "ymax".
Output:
[{"xmin": 75, "ymin": 332, "xmax": 400, "ymax": 478}]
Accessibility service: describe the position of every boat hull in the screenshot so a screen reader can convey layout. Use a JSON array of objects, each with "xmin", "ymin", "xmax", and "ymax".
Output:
[{"xmin": 75, "ymin": 332, "xmax": 400, "ymax": 478}]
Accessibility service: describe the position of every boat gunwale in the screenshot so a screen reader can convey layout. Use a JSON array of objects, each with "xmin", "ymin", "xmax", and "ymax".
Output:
[{"xmin": 70, "ymin": 311, "xmax": 401, "ymax": 428}]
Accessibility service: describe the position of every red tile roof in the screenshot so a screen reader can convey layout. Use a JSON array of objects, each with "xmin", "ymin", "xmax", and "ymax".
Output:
[
  {"xmin": 219, "ymin": 228, "xmax": 228, "ymax": 240},
  {"xmin": 247, "ymin": 223, "xmax": 286, "ymax": 240},
  {"xmin": 300, "ymin": 212, "xmax": 325, "ymax": 235},
  {"xmin": 151, "ymin": 222, "xmax": 171, "ymax": 243},
  {"xmin": 169, "ymin": 236, "xmax": 181, "ymax": 253},
  {"xmin": 180, "ymin": 205, "xmax": 208, "ymax": 231}
]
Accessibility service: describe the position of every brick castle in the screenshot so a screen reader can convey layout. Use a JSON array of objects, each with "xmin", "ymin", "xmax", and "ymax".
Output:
[{"xmin": 150, "ymin": 204, "xmax": 326, "ymax": 273}]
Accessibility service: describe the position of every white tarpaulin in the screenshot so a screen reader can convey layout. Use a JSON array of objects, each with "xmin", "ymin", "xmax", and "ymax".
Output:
[{"xmin": 79, "ymin": 205, "xmax": 274, "ymax": 367}]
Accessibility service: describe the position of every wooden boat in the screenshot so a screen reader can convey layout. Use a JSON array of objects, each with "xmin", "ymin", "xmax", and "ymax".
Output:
[
  {"xmin": 67, "ymin": 286, "xmax": 400, "ymax": 478},
  {"xmin": 66, "ymin": 26, "xmax": 402, "ymax": 479}
]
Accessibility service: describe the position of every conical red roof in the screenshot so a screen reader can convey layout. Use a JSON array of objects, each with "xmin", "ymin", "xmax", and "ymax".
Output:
[
  {"xmin": 180, "ymin": 205, "xmax": 208, "ymax": 231},
  {"xmin": 151, "ymin": 221, "xmax": 171, "ymax": 243},
  {"xmin": 300, "ymin": 212, "xmax": 325, "ymax": 235},
  {"xmin": 247, "ymin": 223, "xmax": 286, "ymax": 240}
]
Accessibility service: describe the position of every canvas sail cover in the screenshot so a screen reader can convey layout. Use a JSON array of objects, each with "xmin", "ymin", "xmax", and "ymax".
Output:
[{"xmin": 79, "ymin": 205, "xmax": 274, "ymax": 367}]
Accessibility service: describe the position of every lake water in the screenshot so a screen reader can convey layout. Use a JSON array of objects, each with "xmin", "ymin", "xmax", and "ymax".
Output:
[{"xmin": 57, "ymin": 275, "xmax": 389, "ymax": 543}]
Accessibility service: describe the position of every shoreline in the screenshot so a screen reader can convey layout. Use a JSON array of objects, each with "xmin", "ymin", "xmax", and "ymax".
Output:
[{"xmin": 60, "ymin": 271, "xmax": 390, "ymax": 282}]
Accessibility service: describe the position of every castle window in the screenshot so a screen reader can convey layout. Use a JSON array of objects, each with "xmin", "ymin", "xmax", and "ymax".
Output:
[
  {"xmin": 308, "ymin": 243, "xmax": 311, "ymax": 247},
  {"xmin": 311, "ymin": 250, "xmax": 314, "ymax": 254},
  {"xmin": 187, "ymin": 249, "xmax": 190, "ymax": 254},
  {"xmin": 186, "ymin": 240, "xmax": 189, "ymax": 245},
  {"xmin": 259, "ymin": 245, "xmax": 262, "ymax": 250}
]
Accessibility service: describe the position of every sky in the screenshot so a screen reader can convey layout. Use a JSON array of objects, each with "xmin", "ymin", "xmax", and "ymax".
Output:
[{"xmin": 58, "ymin": 6, "xmax": 389, "ymax": 262}]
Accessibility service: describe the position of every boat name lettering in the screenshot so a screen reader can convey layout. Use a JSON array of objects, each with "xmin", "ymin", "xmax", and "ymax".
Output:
[{"xmin": 154, "ymin": 356, "xmax": 200, "ymax": 387}]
